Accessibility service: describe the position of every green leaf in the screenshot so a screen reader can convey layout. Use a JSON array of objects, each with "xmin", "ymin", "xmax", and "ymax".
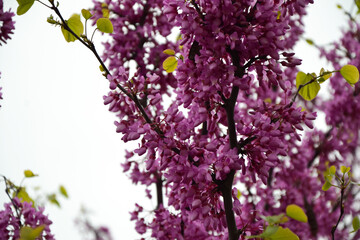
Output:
[
  {"xmin": 305, "ymin": 39, "xmax": 314, "ymax": 45},
  {"xmin": 61, "ymin": 14, "xmax": 84, "ymax": 42},
  {"xmin": 322, "ymin": 181, "xmax": 332, "ymax": 191},
  {"xmin": 320, "ymin": 68, "xmax": 332, "ymax": 80},
  {"xmin": 261, "ymin": 214, "xmax": 288, "ymax": 225},
  {"xmin": 96, "ymin": 18, "xmax": 114, "ymax": 34},
  {"xmin": 318, "ymin": 77, "xmax": 326, "ymax": 84},
  {"xmin": 356, "ymin": 0, "xmax": 360, "ymax": 14},
  {"xmin": 163, "ymin": 49, "xmax": 176, "ymax": 55},
  {"xmin": 101, "ymin": 3, "xmax": 110, "ymax": 18},
  {"xmin": 351, "ymin": 216, "xmax": 360, "ymax": 233},
  {"xmin": 163, "ymin": 56, "xmax": 178, "ymax": 73},
  {"xmin": 329, "ymin": 165, "xmax": 336, "ymax": 175},
  {"xmin": 48, "ymin": 194, "xmax": 61, "ymax": 207},
  {"xmin": 99, "ymin": 65, "xmax": 105, "ymax": 72},
  {"xmin": 24, "ymin": 170, "xmax": 38, "ymax": 178},
  {"xmin": 16, "ymin": 0, "xmax": 35, "ymax": 15},
  {"xmin": 286, "ymin": 204, "xmax": 308, "ymax": 223},
  {"xmin": 59, "ymin": 185, "xmax": 69, "ymax": 198},
  {"xmin": 20, "ymin": 225, "xmax": 45, "ymax": 240},
  {"xmin": 340, "ymin": 65, "xmax": 360, "ymax": 85},
  {"xmin": 262, "ymin": 225, "xmax": 280, "ymax": 237},
  {"xmin": 296, "ymin": 71, "xmax": 320, "ymax": 101},
  {"xmin": 269, "ymin": 227, "xmax": 299, "ymax": 240},
  {"xmin": 340, "ymin": 166, "xmax": 351, "ymax": 174},
  {"xmin": 16, "ymin": 187, "xmax": 35, "ymax": 206},
  {"xmin": 81, "ymin": 9, "xmax": 93, "ymax": 20},
  {"xmin": 237, "ymin": 189, "xmax": 242, "ymax": 199}
]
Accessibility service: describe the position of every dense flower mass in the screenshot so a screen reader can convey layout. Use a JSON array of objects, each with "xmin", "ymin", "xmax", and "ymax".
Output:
[
  {"xmin": 0, "ymin": 0, "xmax": 15, "ymax": 46},
  {"xmin": 2, "ymin": 0, "xmax": 360, "ymax": 239},
  {"xmin": 93, "ymin": 0, "xmax": 360, "ymax": 239}
]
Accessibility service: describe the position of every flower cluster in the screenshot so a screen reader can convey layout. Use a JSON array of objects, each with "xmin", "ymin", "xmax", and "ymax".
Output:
[
  {"xmin": 0, "ymin": 198, "xmax": 54, "ymax": 239},
  {"xmin": 0, "ymin": 0, "xmax": 15, "ymax": 46},
  {"xmin": 90, "ymin": 0, "xmax": 360, "ymax": 239}
]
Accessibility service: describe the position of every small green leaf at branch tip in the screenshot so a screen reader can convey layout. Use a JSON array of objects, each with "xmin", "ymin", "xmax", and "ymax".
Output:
[
  {"xmin": 261, "ymin": 213, "xmax": 288, "ymax": 225},
  {"xmin": 322, "ymin": 181, "xmax": 332, "ymax": 191},
  {"xmin": 340, "ymin": 65, "xmax": 360, "ymax": 85},
  {"xmin": 61, "ymin": 14, "xmax": 84, "ymax": 42},
  {"xmin": 296, "ymin": 71, "xmax": 320, "ymax": 101},
  {"xmin": 340, "ymin": 166, "xmax": 351, "ymax": 174},
  {"xmin": 48, "ymin": 194, "xmax": 61, "ymax": 207},
  {"xmin": 305, "ymin": 39, "xmax": 314, "ymax": 45},
  {"xmin": 286, "ymin": 204, "xmax": 308, "ymax": 223},
  {"xmin": 351, "ymin": 216, "xmax": 360, "ymax": 233},
  {"xmin": 320, "ymin": 68, "xmax": 332, "ymax": 80},
  {"xmin": 163, "ymin": 49, "xmax": 176, "ymax": 55},
  {"xmin": 245, "ymin": 225, "xmax": 279, "ymax": 239},
  {"xmin": 24, "ymin": 169, "xmax": 38, "ymax": 178},
  {"xmin": 81, "ymin": 9, "xmax": 93, "ymax": 20},
  {"xmin": 356, "ymin": 0, "xmax": 360, "ymax": 14},
  {"xmin": 96, "ymin": 18, "xmax": 114, "ymax": 34},
  {"xmin": 163, "ymin": 56, "xmax": 178, "ymax": 73},
  {"xmin": 16, "ymin": 0, "xmax": 35, "ymax": 15},
  {"xmin": 20, "ymin": 225, "xmax": 45, "ymax": 240},
  {"xmin": 59, "ymin": 185, "xmax": 69, "ymax": 198},
  {"xmin": 329, "ymin": 165, "xmax": 336, "ymax": 175},
  {"xmin": 101, "ymin": 3, "xmax": 110, "ymax": 18}
]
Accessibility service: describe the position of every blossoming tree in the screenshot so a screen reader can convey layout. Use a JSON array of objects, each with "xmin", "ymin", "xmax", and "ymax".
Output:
[{"xmin": 1, "ymin": 0, "xmax": 360, "ymax": 239}]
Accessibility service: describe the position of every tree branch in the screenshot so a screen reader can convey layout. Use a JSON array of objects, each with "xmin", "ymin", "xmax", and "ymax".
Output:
[{"xmin": 331, "ymin": 187, "xmax": 345, "ymax": 240}]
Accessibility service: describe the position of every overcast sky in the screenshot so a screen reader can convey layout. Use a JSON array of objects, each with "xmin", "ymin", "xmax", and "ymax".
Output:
[{"xmin": 0, "ymin": 0, "xmax": 355, "ymax": 239}]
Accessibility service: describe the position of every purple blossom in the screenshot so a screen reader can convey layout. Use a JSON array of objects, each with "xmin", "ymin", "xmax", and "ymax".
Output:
[
  {"xmin": 0, "ymin": 198, "xmax": 54, "ymax": 239},
  {"xmin": 0, "ymin": 0, "xmax": 15, "ymax": 46}
]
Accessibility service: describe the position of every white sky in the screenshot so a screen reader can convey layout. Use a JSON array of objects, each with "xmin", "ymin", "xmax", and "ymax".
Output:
[{"xmin": 0, "ymin": 0, "xmax": 355, "ymax": 239}]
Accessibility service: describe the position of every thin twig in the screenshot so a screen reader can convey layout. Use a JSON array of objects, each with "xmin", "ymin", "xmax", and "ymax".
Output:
[{"xmin": 331, "ymin": 187, "xmax": 345, "ymax": 240}]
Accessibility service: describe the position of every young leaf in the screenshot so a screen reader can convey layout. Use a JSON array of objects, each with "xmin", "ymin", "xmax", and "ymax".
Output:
[
  {"xmin": 59, "ymin": 185, "xmax": 69, "ymax": 198},
  {"xmin": 61, "ymin": 14, "xmax": 84, "ymax": 42},
  {"xmin": 305, "ymin": 39, "xmax": 314, "ymax": 45},
  {"xmin": 16, "ymin": 187, "xmax": 35, "ymax": 206},
  {"xmin": 163, "ymin": 49, "xmax": 176, "ymax": 55},
  {"xmin": 245, "ymin": 225, "xmax": 279, "ymax": 239},
  {"xmin": 340, "ymin": 166, "xmax": 350, "ymax": 174},
  {"xmin": 101, "ymin": 3, "xmax": 110, "ymax": 18},
  {"xmin": 270, "ymin": 227, "xmax": 299, "ymax": 240},
  {"xmin": 237, "ymin": 189, "xmax": 242, "ymax": 199},
  {"xmin": 81, "ymin": 9, "xmax": 93, "ymax": 20},
  {"xmin": 262, "ymin": 214, "xmax": 288, "ymax": 225},
  {"xmin": 340, "ymin": 65, "xmax": 360, "ymax": 85},
  {"xmin": 96, "ymin": 18, "xmax": 114, "ymax": 34},
  {"xmin": 322, "ymin": 181, "xmax": 332, "ymax": 191},
  {"xmin": 163, "ymin": 56, "xmax": 178, "ymax": 73},
  {"xmin": 48, "ymin": 194, "xmax": 61, "ymax": 207},
  {"xmin": 286, "ymin": 204, "xmax": 308, "ymax": 223},
  {"xmin": 20, "ymin": 225, "xmax": 45, "ymax": 240},
  {"xmin": 262, "ymin": 225, "xmax": 280, "ymax": 237},
  {"xmin": 24, "ymin": 170, "xmax": 38, "ymax": 178},
  {"xmin": 319, "ymin": 68, "xmax": 332, "ymax": 82},
  {"xmin": 296, "ymin": 71, "xmax": 320, "ymax": 101},
  {"xmin": 329, "ymin": 165, "xmax": 336, "ymax": 175},
  {"xmin": 16, "ymin": 0, "xmax": 35, "ymax": 16},
  {"xmin": 356, "ymin": 0, "xmax": 360, "ymax": 14},
  {"xmin": 351, "ymin": 216, "xmax": 360, "ymax": 233}
]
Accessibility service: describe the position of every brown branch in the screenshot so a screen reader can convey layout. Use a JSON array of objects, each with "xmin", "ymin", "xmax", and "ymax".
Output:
[
  {"xmin": 155, "ymin": 174, "xmax": 163, "ymax": 209},
  {"xmin": 331, "ymin": 187, "xmax": 345, "ymax": 240}
]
